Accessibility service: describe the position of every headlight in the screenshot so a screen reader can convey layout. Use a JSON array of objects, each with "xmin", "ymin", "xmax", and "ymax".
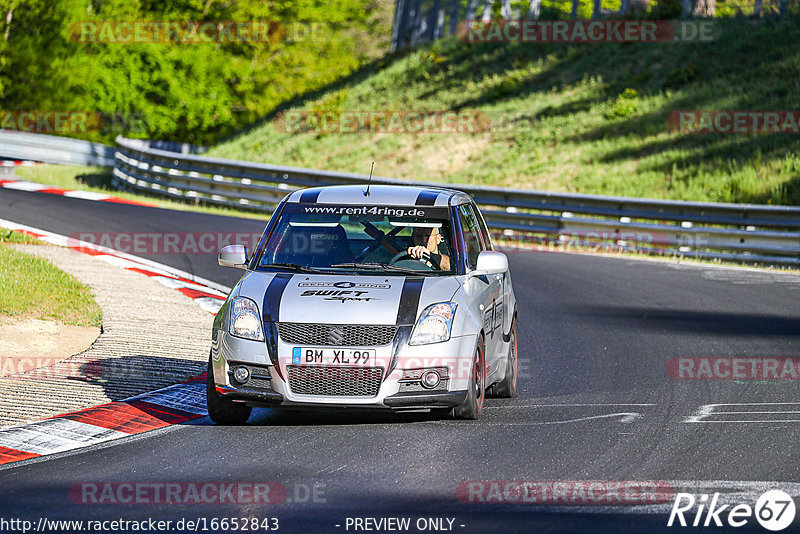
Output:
[
  {"xmin": 409, "ymin": 302, "xmax": 457, "ymax": 345},
  {"xmin": 229, "ymin": 297, "xmax": 264, "ymax": 341}
]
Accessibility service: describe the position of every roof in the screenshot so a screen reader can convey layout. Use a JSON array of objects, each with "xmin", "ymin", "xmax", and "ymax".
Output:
[{"xmin": 284, "ymin": 184, "xmax": 470, "ymax": 207}]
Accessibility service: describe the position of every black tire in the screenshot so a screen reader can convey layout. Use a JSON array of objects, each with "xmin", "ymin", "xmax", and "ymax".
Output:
[
  {"xmin": 488, "ymin": 316, "xmax": 518, "ymax": 398},
  {"xmin": 206, "ymin": 359, "xmax": 251, "ymax": 425},
  {"xmin": 452, "ymin": 336, "xmax": 486, "ymax": 420}
]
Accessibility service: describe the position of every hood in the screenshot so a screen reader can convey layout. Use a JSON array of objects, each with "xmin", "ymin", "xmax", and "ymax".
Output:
[{"xmin": 238, "ymin": 272, "xmax": 461, "ymax": 326}]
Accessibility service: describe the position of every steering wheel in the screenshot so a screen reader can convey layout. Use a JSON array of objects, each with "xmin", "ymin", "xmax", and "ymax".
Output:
[{"xmin": 389, "ymin": 249, "xmax": 441, "ymax": 270}]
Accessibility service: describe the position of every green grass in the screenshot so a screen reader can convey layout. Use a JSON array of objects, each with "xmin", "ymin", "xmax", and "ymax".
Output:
[
  {"xmin": 0, "ymin": 230, "xmax": 102, "ymax": 327},
  {"xmin": 209, "ymin": 17, "xmax": 800, "ymax": 205},
  {"xmin": 0, "ymin": 228, "xmax": 42, "ymax": 245},
  {"xmin": 13, "ymin": 165, "xmax": 268, "ymax": 220}
]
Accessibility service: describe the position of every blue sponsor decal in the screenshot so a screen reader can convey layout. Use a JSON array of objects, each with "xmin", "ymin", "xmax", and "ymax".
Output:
[{"xmin": 293, "ymin": 347, "xmax": 301, "ymax": 365}]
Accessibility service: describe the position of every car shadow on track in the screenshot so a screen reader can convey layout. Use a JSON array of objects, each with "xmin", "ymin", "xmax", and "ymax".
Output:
[
  {"xmin": 240, "ymin": 407, "xmax": 449, "ymax": 427},
  {"xmin": 71, "ymin": 355, "xmax": 206, "ymax": 401}
]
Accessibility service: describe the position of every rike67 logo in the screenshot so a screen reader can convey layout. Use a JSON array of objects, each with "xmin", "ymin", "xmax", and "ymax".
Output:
[{"xmin": 668, "ymin": 490, "xmax": 796, "ymax": 531}]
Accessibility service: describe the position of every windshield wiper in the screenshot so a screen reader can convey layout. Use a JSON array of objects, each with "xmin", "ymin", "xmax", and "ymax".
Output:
[
  {"xmin": 330, "ymin": 262, "xmax": 429, "ymax": 274},
  {"xmin": 260, "ymin": 262, "xmax": 325, "ymax": 273}
]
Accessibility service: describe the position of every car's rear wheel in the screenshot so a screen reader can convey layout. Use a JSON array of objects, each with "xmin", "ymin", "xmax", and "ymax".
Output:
[
  {"xmin": 206, "ymin": 358, "xmax": 251, "ymax": 425},
  {"xmin": 452, "ymin": 336, "xmax": 486, "ymax": 420},
  {"xmin": 488, "ymin": 316, "xmax": 517, "ymax": 398}
]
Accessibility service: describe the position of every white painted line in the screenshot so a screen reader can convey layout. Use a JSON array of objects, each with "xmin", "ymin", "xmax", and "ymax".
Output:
[
  {"xmin": 0, "ymin": 419, "xmax": 127, "ymax": 455},
  {"xmin": 94, "ymin": 253, "xmax": 161, "ymax": 270},
  {"xmin": 688, "ymin": 419, "xmax": 800, "ymax": 423},
  {"xmin": 486, "ymin": 403, "xmax": 658, "ymax": 409},
  {"xmin": 194, "ymin": 297, "xmax": 225, "ymax": 314},
  {"xmin": 447, "ymin": 413, "xmax": 644, "ymax": 425},
  {"xmin": 685, "ymin": 403, "xmax": 800, "ymax": 423},
  {"xmin": 2, "ymin": 181, "xmax": 45, "ymax": 191},
  {"xmin": 149, "ymin": 275, "xmax": 217, "ymax": 293},
  {"xmin": 62, "ymin": 190, "xmax": 111, "ymax": 201}
]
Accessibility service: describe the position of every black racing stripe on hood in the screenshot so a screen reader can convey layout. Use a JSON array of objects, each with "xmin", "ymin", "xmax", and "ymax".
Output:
[
  {"xmin": 262, "ymin": 273, "xmax": 293, "ymax": 322},
  {"xmin": 299, "ymin": 189, "xmax": 321, "ymax": 204},
  {"xmin": 415, "ymin": 189, "xmax": 440, "ymax": 206},
  {"xmin": 396, "ymin": 277, "xmax": 424, "ymax": 325}
]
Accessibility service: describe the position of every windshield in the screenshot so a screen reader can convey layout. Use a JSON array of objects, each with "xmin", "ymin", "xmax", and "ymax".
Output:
[{"xmin": 256, "ymin": 203, "xmax": 455, "ymax": 275}]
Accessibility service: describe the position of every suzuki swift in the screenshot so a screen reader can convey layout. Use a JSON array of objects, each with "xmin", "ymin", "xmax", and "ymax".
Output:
[{"xmin": 208, "ymin": 184, "xmax": 518, "ymax": 423}]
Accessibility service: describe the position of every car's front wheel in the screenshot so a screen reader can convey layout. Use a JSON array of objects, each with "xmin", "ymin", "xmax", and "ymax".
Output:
[
  {"xmin": 452, "ymin": 336, "xmax": 486, "ymax": 420},
  {"xmin": 206, "ymin": 358, "xmax": 252, "ymax": 425}
]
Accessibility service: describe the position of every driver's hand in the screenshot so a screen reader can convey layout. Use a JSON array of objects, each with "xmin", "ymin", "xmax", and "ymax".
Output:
[{"xmin": 407, "ymin": 246, "xmax": 429, "ymax": 259}]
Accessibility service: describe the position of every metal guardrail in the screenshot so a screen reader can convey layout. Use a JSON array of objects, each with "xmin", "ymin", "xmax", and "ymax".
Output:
[
  {"xmin": 116, "ymin": 137, "xmax": 206, "ymax": 155},
  {"xmin": 0, "ymin": 130, "xmax": 115, "ymax": 167},
  {"xmin": 0, "ymin": 130, "xmax": 795, "ymax": 266},
  {"xmin": 113, "ymin": 136, "xmax": 800, "ymax": 267}
]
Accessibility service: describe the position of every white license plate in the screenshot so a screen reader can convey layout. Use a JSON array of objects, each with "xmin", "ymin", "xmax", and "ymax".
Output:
[{"xmin": 292, "ymin": 347, "xmax": 375, "ymax": 366}]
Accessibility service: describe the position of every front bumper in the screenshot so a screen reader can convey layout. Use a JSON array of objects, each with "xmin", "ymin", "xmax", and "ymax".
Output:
[
  {"xmin": 383, "ymin": 390, "xmax": 468, "ymax": 409},
  {"xmin": 218, "ymin": 388, "xmax": 467, "ymax": 411},
  {"xmin": 210, "ymin": 327, "xmax": 476, "ymax": 411}
]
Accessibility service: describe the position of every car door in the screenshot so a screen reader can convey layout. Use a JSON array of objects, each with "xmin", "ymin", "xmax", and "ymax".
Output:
[
  {"xmin": 458, "ymin": 203, "xmax": 504, "ymax": 379},
  {"xmin": 473, "ymin": 202, "xmax": 510, "ymax": 345}
]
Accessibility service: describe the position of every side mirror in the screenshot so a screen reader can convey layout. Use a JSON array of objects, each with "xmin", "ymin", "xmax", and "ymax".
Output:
[
  {"xmin": 218, "ymin": 244, "xmax": 248, "ymax": 269},
  {"xmin": 470, "ymin": 250, "xmax": 508, "ymax": 277}
]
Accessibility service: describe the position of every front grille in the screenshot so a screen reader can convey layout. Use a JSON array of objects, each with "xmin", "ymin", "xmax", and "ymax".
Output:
[
  {"xmin": 278, "ymin": 323, "xmax": 397, "ymax": 346},
  {"xmin": 287, "ymin": 366, "xmax": 383, "ymax": 397}
]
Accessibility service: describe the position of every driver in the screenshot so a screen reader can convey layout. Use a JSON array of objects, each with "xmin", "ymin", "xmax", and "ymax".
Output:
[{"xmin": 408, "ymin": 226, "xmax": 450, "ymax": 271}]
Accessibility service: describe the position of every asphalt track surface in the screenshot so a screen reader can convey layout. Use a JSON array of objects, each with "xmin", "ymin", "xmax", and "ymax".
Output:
[{"xmin": 1, "ymin": 185, "xmax": 800, "ymax": 533}]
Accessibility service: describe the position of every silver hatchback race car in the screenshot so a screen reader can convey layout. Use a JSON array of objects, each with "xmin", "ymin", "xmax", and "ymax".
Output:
[{"xmin": 208, "ymin": 184, "xmax": 518, "ymax": 422}]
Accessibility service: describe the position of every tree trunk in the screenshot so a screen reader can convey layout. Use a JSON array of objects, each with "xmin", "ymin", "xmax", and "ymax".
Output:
[
  {"xmin": 481, "ymin": 0, "xmax": 494, "ymax": 23},
  {"xmin": 449, "ymin": 0, "xmax": 460, "ymax": 34},
  {"xmin": 626, "ymin": 0, "xmax": 650, "ymax": 13},
  {"xmin": 428, "ymin": 0, "xmax": 438, "ymax": 41},
  {"xmin": 570, "ymin": 0, "xmax": 580, "ymax": 19},
  {"xmin": 434, "ymin": 2, "xmax": 445, "ymax": 40},
  {"xmin": 391, "ymin": 0, "xmax": 405, "ymax": 52},
  {"xmin": 527, "ymin": 0, "xmax": 541, "ymax": 19},
  {"xmin": 501, "ymin": 0, "xmax": 512, "ymax": 18},
  {"xmin": 3, "ymin": 8, "xmax": 13, "ymax": 41},
  {"xmin": 466, "ymin": 0, "xmax": 480, "ymax": 21},
  {"xmin": 410, "ymin": 0, "xmax": 423, "ymax": 47},
  {"xmin": 692, "ymin": 0, "xmax": 715, "ymax": 16},
  {"xmin": 681, "ymin": 0, "xmax": 693, "ymax": 18}
]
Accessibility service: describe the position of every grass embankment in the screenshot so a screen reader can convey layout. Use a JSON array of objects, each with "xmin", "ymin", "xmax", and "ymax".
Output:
[
  {"xmin": 0, "ymin": 229, "xmax": 102, "ymax": 327},
  {"xmin": 12, "ymin": 165, "xmax": 266, "ymax": 220},
  {"xmin": 209, "ymin": 17, "xmax": 800, "ymax": 205}
]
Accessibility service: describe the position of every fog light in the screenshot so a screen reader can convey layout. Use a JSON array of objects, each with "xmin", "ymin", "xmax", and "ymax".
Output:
[
  {"xmin": 421, "ymin": 370, "xmax": 440, "ymax": 389},
  {"xmin": 232, "ymin": 366, "xmax": 250, "ymax": 384}
]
